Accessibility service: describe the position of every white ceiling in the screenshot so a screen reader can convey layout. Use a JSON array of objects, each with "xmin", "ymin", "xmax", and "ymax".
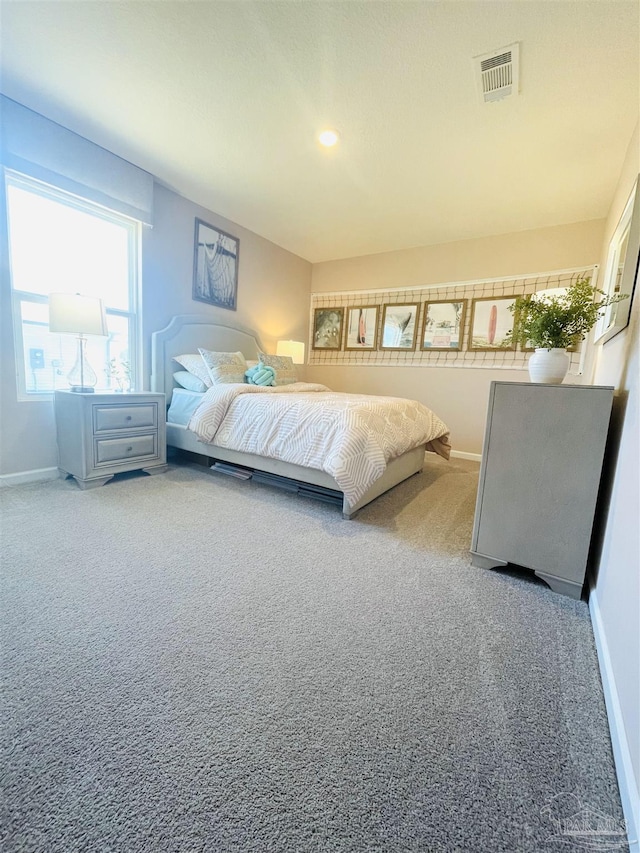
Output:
[{"xmin": 1, "ymin": 1, "xmax": 638, "ymax": 263}]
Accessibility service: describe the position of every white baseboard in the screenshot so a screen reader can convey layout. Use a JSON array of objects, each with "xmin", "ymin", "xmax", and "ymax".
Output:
[
  {"xmin": 0, "ymin": 467, "xmax": 60, "ymax": 487},
  {"xmin": 590, "ymin": 588, "xmax": 640, "ymax": 853},
  {"xmin": 450, "ymin": 450, "xmax": 482, "ymax": 462},
  {"xmin": 1, "ymin": 455, "xmax": 479, "ymax": 483}
]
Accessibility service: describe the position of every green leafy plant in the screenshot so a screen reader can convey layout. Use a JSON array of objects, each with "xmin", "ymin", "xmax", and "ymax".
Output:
[{"xmin": 508, "ymin": 277, "xmax": 628, "ymax": 349}]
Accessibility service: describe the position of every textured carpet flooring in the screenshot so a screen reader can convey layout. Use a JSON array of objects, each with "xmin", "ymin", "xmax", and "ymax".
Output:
[{"xmin": 1, "ymin": 458, "xmax": 628, "ymax": 852}]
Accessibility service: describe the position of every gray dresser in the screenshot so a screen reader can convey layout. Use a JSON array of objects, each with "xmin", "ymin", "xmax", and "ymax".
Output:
[
  {"xmin": 470, "ymin": 381, "xmax": 614, "ymax": 599},
  {"xmin": 55, "ymin": 390, "xmax": 168, "ymax": 489}
]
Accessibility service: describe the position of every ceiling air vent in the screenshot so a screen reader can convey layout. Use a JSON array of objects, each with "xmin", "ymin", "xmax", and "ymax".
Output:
[{"xmin": 474, "ymin": 42, "xmax": 520, "ymax": 103}]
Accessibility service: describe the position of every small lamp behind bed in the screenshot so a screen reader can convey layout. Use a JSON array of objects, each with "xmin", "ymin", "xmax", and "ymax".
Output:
[{"xmin": 276, "ymin": 340, "xmax": 305, "ymax": 365}]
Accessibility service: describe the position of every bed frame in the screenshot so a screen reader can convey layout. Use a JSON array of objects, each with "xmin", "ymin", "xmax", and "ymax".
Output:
[{"xmin": 150, "ymin": 314, "xmax": 426, "ymax": 518}]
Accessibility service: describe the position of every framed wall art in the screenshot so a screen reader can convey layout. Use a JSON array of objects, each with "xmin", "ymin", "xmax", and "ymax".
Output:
[
  {"xmin": 468, "ymin": 295, "xmax": 517, "ymax": 351},
  {"xmin": 312, "ymin": 307, "xmax": 344, "ymax": 350},
  {"xmin": 594, "ymin": 174, "xmax": 639, "ymax": 344},
  {"xmin": 420, "ymin": 299, "xmax": 467, "ymax": 351},
  {"xmin": 344, "ymin": 305, "xmax": 379, "ymax": 350},
  {"xmin": 380, "ymin": 303, "xmax": 419, "ymax": 350},
  {"xmin": 193, "ymin": 218, "xmax": 239, "ymax": 311}
]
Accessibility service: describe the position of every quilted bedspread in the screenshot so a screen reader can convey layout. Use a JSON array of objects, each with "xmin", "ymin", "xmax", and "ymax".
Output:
[{"xmin": 187, "ymin": 382, "xmax": 451, "ymax": 506}]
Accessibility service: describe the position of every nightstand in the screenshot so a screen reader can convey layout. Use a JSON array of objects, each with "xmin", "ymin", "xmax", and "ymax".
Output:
[{"xmin": 54, "ymin": 390, "xmax": 168, "ymax": 489}]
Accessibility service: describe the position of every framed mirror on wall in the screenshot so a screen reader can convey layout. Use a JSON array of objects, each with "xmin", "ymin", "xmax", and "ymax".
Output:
[{"xmin": 595, "ymin": 174, "xmax": 640, "ymax": 344}]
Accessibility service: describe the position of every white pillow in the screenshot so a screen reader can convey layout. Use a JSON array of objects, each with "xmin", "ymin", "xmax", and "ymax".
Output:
[
  {"xmin": 198, "ymin": 348, "xmax": 248, "ymax": 384},
  {"xmin": 259, "ymin": 353, "xmax": 297, "ymax": 385},
  {"xmin": 173, "ymin": 371, "xmax": 207, "ymax": 393},
  {"xmin": 172, "ymin": 354, "xmax": 212, "ymax": 388}
]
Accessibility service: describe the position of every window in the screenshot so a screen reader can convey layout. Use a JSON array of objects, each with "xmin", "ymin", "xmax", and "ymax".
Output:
[
  {"xmin": 594, "ymin": 175, "xmax": 639, "ymax": 344},
  {"xmin": 5, "ymin": 171, "xmax": 140, "ymax": 398}
]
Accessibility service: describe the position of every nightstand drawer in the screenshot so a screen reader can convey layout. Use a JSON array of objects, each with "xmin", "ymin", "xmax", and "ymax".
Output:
[
  {"xmin": 93, "ymin": 403, "xmax": 157, "ymax": 433},
  {"xmin": 95, "ymin": 433, "xmax": 158, "ymax": 465}
]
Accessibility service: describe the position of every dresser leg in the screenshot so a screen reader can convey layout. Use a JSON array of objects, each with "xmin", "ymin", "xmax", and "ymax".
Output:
[
  {"xmin": 470, "ymin": 551, "xmax": 508, "ymax": 570},
  {"xmin": 534, "ymin": 571, "xmax": 583, "ymax": 600}
]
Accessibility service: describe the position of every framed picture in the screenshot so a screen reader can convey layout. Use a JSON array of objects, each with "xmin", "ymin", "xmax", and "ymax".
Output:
[
  {"xmin": 193, "ymin": 218, "xmax": 239, "ymax": 310},
  {"xmin": 420, "ymin": 299, "xmax": 467, "ymax": 351},
  {"xmin": 312, "ymin": 307, "xmax": 344, "ymax": 350},
  {"xmin": 380, "ymin": 303, "xmax": 419, "ymax": 350},
  {"xmin": 468, "ymin": 295, "xmax": 517, "ymax": 351},
  {"xmin": 594, "ymin": 175, "xmax": 639, "ymax": 344},
  {"xmin": 344, "ymin": 305, "xmax": 379, "ymax": 350}
]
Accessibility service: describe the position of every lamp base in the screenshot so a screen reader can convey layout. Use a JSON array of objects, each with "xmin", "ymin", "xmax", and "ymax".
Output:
[{"xmin": 67, "ymin": 336, "xmax": 98, "ymax": 393}]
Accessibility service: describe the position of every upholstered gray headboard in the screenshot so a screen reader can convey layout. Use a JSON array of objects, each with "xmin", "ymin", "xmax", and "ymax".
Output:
[{"xmin": 150, "ymin": 314, "xmax": 265, "ymax": 402}]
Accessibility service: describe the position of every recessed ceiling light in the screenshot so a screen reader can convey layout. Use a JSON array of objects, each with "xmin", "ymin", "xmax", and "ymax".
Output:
[{"xmin": 318, "ymin": 129, "xmax": 339, "ymax": 147}]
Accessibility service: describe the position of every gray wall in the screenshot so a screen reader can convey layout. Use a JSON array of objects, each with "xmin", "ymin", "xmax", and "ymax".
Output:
[
  {"xmin": 589, "ymin": 121, "xmax": 639, "ymax": 836},
  {"xmin": 0, "ymin": 181, "xmax": 312, "ymax": 477},
  {"xmin": 142, "ymin": 185, "xmax": 312, "ymax": 374}
]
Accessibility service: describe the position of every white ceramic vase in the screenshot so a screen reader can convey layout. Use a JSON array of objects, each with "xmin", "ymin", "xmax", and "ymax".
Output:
[{"xmin": 528, "ymin": 347, "xmax": 570, "ymax": 384}]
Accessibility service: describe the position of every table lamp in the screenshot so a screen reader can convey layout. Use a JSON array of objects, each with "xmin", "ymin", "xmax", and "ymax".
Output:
[
  {"xmin": 276, "ymin": 340, "xmax": 305, "ymax": 364},
  {"xmin": 49, "ymin": 293, "xmax": 108, "ymax": 393}
]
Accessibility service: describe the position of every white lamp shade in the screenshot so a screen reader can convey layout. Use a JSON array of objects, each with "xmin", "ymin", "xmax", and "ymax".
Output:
[
  {"xmin": 49, "ymin": 293, "xmax": 108, "ymax": 336},
  {"xmin": 276, "ymin": 340, "xmax": 305, "ymax": 364}
]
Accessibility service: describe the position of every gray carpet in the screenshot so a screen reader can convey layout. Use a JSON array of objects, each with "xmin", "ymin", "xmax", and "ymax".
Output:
[{"xmin": 1, "ymin": 458, "xmax": 628, "ymax": 852}]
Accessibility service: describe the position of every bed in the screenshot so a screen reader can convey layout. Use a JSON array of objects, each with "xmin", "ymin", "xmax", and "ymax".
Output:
[{"xmin": 150, "ymin": 315, "xmax": 451, "ymax": 518}]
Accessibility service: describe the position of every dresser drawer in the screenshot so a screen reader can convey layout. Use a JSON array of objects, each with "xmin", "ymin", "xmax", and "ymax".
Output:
[
  {"xmin": 94, "ymin": 433, "xmax": 158, "ymax": 465},
  {"xmin": 93, "ymin": 403, "xmax": 157, "ymax": 433}
]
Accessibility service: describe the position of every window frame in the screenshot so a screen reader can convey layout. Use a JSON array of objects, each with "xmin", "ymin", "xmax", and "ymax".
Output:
[
  {"xmin": 594, "ymin": 175, "xmax": 640, "ymax": 345},
  {"xmin": 5, "ymin": 169, "xmax": 142, "ymax": 401}
]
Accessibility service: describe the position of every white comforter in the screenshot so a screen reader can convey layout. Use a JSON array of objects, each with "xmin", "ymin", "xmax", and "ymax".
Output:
[{"xmin": 188, "ymin": 382, "xmax": 451, "ymax": 506}]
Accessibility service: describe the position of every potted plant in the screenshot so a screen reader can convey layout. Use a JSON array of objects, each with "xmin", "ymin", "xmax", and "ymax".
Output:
[
  {"xmin": 107, "ymin": 358, "xmax": 131, "ymax": 392},
  {"xmin": 508, "ymin": 277, "xmax": 628, "ymax": 384}
]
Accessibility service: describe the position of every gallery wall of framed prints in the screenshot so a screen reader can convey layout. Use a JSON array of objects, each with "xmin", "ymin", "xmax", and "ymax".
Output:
[{"xmin": 309, "ymin": 266, "xmax": 597, "ymax": 372}]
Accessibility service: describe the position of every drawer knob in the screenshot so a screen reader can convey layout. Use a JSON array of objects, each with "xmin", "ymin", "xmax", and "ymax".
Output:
[
  {"xmin": 126, "ymin": 446, "xmax": 133, "ymax": 453},
  {"xmin": 125, "ymin": 415, "xmax": 132, "ymax": 421}
]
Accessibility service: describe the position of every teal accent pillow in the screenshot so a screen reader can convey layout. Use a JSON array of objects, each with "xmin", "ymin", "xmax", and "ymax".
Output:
[{"xmin": 245, "ymin": 363, "xmax": 276, "ymax": 386}]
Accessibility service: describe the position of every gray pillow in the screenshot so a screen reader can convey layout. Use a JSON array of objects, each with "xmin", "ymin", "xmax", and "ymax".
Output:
[
  {"xmin": 198, "ymin": 348, "xmax": 248, "ymax": 384},
  {"xmin": 259, "ymin": 353, "xmax": 298, "ymax": 385}
]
